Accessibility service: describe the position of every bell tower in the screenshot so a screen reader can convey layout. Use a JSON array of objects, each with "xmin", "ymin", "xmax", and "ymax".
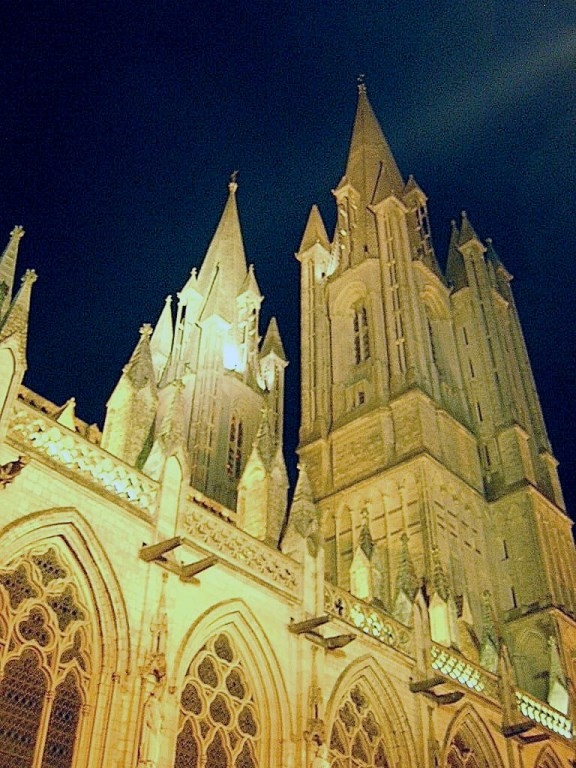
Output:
[{"xmin": 295, "ymin": 84, "xmax": 576, "ymax": 708}]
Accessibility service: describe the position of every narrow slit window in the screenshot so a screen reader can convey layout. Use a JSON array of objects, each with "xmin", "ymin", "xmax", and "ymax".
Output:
[{"xmin": 353, "ymin": 304, "xmax": 370, "ymax": 364}]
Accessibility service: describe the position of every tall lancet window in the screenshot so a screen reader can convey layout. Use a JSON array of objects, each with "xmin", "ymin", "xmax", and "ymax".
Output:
[
  {"xmin": 174, "ymin": 633, "xmax": 260, "ymax": 768},
  {"xmin": 329, "ymin": 685, "xmax": 388, "ymax": 768},
  {"xmin": 353, "ymin": 304, "xmax": 370, "ymax": 365},
  {"xmin": 0, "ymin": 547, "xmax": 92, "ymax": 768},
  {"xmin": 227, "ymin": 414, "xmax": 243, "ymax": 480}
]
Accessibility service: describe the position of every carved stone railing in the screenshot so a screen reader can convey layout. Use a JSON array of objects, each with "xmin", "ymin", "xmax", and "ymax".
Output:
[
  {"xmin": 184, "ymin": 504, "xmax": 301, "ymax": 596},
  {"xmin": 9, "ymin": 405, "xmax": 157, "ymax": 514},
  {"xmin": 324, "ymin": 582, "xmax": 413, "ymax": 655},
  {"xmin": 430, "ymin": 644, "xmax": 499, "ymax": 699},
  {"xmin": 516, "ymin": 691, "xmax": 573, "ymax": 739}
]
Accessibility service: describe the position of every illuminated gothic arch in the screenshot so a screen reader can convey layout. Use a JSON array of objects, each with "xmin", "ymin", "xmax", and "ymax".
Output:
[
  {"xmin": 0, "ymin": 506, "xmax": 131, "ymax": 768},
  {"xmin": 172, "ymin": 598, "xmax": 291, "ymax": 767},
  {"xmin": 441, "ymin": 704, "xmax": 504, "ymax": 768},
  {"xmin": 325, "ymin": 655, "xmax": 416, "ymax": 768}
]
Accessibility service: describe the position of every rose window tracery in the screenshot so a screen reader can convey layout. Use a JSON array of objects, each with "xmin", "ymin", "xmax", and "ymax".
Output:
[
  {"xmin": 0, "ymin": 546, "xmax": 92, "ymax": 768},
  {"xmin": 329, "ymin": 685, "xmax": 388, "ymax": 768},
  {"xmin": 174, "ymin": 633, "xmax": 260, "ymax": 768}
]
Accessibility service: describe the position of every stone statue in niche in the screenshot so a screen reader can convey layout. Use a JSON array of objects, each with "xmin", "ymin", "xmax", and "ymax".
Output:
[
  {"xmin": 138, "ymin": 669, "xmax": 165, "ymax": 767},
  {"xmin": 138, "ymin": 577, "xmax": 168, "ymax": 767}
]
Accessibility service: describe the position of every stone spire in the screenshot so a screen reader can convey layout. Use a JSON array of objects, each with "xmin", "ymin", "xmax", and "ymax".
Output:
[
  {"xmin": 260, "ymin": 316, "xmax": 287, "ymax": 362},
  {"xmin": 479, "ymin": 590, "xmax": 499, "ymax": 672},
  {"xmin": 431, "ymin": 546, "xmax": 449, "ymax": 601},
  {"xmin": 123, "ymin": 324, "xmax": 157, "ymax": 391},
  {"xmin": 0, "ymin": 226, "xmax": 24, "ymax": 318},
  {"xmin": 0, "ymin": 269, "xmax": 37, "ymax": 360},
  {"xmin": 143, "ymin": 379, "xmax": 187, "ymax": 479},
  {"xmin": 394, "ymin": 534, "xmax": 418, "ymax": 602},
  {"xmin": 197, "ymin": 177, "xmax": 248, "ymax": 320},
  {"xmin": 458, "ymin": 210, "xmax": 481, "ymax": 247},
  {"xmin": 101, "ymin": 324, "xmax": 158, "ymax": 467},
  {"xmin": 445, "ymin": 219, "xmax": 468, "ymax": 290},
  {"xmin": 150, "ymin": 296, "xmax": 174, "ymax": 380},
  {"xmin": 298, "ymin": 205, "xmax": 330, "ymax": 254},
  {"xmin": 282, "ymin": 463, "xmax": 322, "ymax": 561},
  {"xmin": 343, "ymin": 82, "xmax": 404, "ymax": 206},
  {"xmin": 238, "ymin": 263, "xmax": 262, "ymax": 299}
]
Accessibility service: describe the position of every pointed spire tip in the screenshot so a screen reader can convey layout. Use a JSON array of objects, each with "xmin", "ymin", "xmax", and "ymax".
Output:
[{"xmin": 229, "ymin": 170, "xmax": 239, "ymax": 194}]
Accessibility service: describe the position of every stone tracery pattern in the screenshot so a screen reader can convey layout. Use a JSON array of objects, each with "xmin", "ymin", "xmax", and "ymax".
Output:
[
  {"xmin": 328, "ymin": 685, "xmax": 388, "ymax": 768},
  {"xmin": 174, "ymin": 633, "xmax": 260, "ymax": 768},
  {"xmin": 446, "ymin": 733, "xmax": 484, "ymax": 768},
  {"xmin": 0, "ymin": 547, "xmax": 91, "ymax": 768}
]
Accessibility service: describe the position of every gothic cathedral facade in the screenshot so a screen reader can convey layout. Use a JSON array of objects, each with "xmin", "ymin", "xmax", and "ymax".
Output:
[{"xmin": 0, "ymin": 85, "xmax": 575, "ymax": 768}]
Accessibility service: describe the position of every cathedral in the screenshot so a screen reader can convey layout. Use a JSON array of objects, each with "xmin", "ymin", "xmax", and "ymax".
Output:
[{"xmin": 0, "ymin": 84, "xmax": 575, "ymax": 768}]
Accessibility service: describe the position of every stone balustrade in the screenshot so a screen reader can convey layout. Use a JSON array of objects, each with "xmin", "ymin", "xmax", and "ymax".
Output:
[
  {"xmin": 516, "ymin": 691, "xmax": 573, "ymax": 739},
  {"xmin": 184, "ymin": 503, "xmax": 301, "ymax": 596},
  {"xmin": 430, "ymin": 644, "xmax": 499, "ymax": 699},
  {"xmin": 324, "ymin": 582, "xmax": 413, "ymax": 655},
  {"xmin": 9, "ymin": 404, "xmax": 157, "ymax": 514}
]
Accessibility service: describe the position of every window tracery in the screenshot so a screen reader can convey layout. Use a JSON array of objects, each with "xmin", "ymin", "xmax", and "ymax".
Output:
[
  {"xmin": 0, "ymin": 546, "xmax": 92, "ymax": 768},
  {"xmin": 328, "ymin": 685, "xmax": 388, "ymax": 768},
  {"xmin": 227, "ymin": 415, "xmax": 244, "ymax": 480},
  {"xmin": 446, "ymin": 732, "xmax": 486, "ymax": 768},
  {"xmin": 353, "ymin": 305, "xmax": 370, "ymax": 365},
  {"xmin": 174, "ymin": 633, "xmax": 260, "ymax": 768}
]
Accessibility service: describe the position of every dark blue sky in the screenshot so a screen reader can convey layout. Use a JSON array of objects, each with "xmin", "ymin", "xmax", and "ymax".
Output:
[{"xmin": 2, "ymin": 2, "xmax": 575, "ymax": 513}]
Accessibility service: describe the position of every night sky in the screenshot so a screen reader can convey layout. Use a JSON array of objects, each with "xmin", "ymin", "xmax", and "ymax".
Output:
[{"xmin": 2, "ymin": 3, "xmax": 575, "ymax": 515}]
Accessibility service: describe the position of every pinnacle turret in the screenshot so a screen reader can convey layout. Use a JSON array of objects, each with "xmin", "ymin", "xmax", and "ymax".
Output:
[
  {"xmin": 282, "ymin": 463, "xmax": 321, "ymax": 560},
  {"xmin": 394, "ymin": 534, "xmax": 418, "ymax": 601},
  {"xmin": 0, "ymin": 226, "xmax": 24, "ymax": 318},
  {"xmin": 123, "ymin": 324, "xmax": 157, "ymax": 391},
  {"xmin": 260, "ymin": 316, "xmax": 287, "ymax": 362},
  {"xmin": 0, "ymin": 269, "xmax": 37, "ymax": 358},
  {"xmin": 298, "ymin": 205, "xmax": 330, "ymax": 254},
  {"xmin": 457, "ymin": 210, "xmax": 481, "ymax": 247},
  {"xmin": 238, "ymin": 263, "xmax": 262, "ymax": 299},
  {"xmin": 150, "ymin": 296, "xmax": 174, "ymax": 379},
  {"xmin": 445, "ymin": 219, "xmax": 468, "ymax": 290}
]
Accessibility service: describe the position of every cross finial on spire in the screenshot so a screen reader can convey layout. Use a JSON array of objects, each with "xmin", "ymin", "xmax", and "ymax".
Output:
[
  {"xmin": 229, "ymin": 170, "xmax": 239, "ymax": 194},
  {"xmin": 357, "ymin": 73, "xmax": 366, "ymax": 93}
]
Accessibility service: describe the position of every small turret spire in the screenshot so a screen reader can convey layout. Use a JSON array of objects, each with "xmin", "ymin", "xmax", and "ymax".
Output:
[
  {"xmin": 0, "ymin": 269, "xmax": 37, "ymax": 350},
  {"xmin": 298, "ymin": 205, "xmax": 330, "ymax": 254},
  {"xmin": 0, "ymin": 226, "xmax": 25, "ymax": 318}
]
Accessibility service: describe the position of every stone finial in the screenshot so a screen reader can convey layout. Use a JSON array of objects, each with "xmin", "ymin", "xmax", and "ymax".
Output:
[
  {"xmin": 139, "ymin": 323, "xmax": 153, "ymax": 338},
  {"xmin": 10, "ymin": 225, "xmax": 24, "ymax": 241},
  {"xmin": 229, "ymin": 170, "xmax": 239, "ymax": 194},
  {"xmin": 357, "ymin": 73, "xmax": 366, "ymax": 93},
  {"xmin": 22, "ymin": 269, "xmax": 37, "ymax": 285}
]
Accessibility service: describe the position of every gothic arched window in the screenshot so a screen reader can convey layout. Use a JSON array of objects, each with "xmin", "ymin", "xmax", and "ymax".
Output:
[
  {"xmin": 227, "ymin": 415, "xmax": 244, "ymax": 480},
  {"xmin": 0, "ymin": 547, "xmax": 92, "ymax": 768},
  {"xmin": 329, "ymin": 685, "xmax": 388, "ymax": 768},
  {"xmin": 174, "ymin": 633, "xmax": 260, "ymax": 768},
  {"xmin": 447, "ymin": 734, "xmax": 484, "ymax": 768},
  {"xmin": 353, "ymin": 305, "xmax": 370, "ymax": 365}
]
